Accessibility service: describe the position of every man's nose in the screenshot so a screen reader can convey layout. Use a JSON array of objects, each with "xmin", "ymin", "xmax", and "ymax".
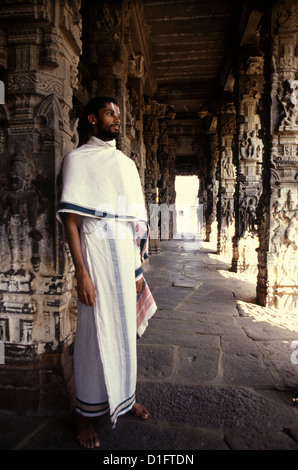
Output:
[{"xmin": 114, "ymin": 114, "xmax": 120, "ymax": 123}]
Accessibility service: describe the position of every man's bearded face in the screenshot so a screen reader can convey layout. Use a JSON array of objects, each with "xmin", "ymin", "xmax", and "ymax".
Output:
[{"xmin": 89, "ymin": 102, "xmax": 121, "ymax": 141}]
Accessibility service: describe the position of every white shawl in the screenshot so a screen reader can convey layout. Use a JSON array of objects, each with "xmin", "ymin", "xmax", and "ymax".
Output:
[{"xmin": 57, "ymin": 136, "xmax": 147, "ymax": 224}]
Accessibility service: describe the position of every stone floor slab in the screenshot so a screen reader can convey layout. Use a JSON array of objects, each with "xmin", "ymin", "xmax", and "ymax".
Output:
[
  {"xmin": 136, "ymin": 382, "xmax": 298, "ymax": 437},
  {"xmin": 137, "ymin": 344, "xmax": 176, "ymax": 381},
  {"xmin": 139, "ymin": 327, "xmax": 219, "ymax": 349},
  {"xmin": 177, "ymin": 347, "xmax": 219, "ymax": 384}
]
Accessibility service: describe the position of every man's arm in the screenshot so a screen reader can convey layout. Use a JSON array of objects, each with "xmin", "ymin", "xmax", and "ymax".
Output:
[
  {"xmin": 136, "ymin": 277, "xmax": 144, "ymax": 293},
  {"xmin": 64, "ymin": 213, "xmax": 96, "ymax": 306}
]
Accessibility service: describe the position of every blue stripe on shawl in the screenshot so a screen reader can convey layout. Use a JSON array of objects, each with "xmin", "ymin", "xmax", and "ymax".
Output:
[
  {"xmin": 58, "ymin": 202, "xmax": 146, "ymax": 223},
  {"xmin": 58, "ymin": 202, "xmax": 109, "ymax": 221},
  {"xmin": 135, "ymin": 266, "xmax": 142, "ymax": 278}
]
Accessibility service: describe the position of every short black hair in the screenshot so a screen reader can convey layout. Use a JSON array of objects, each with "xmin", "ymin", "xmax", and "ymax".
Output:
[{"xmin": 84, "ymin": 96, "xmax": 118, "ymax": 118}]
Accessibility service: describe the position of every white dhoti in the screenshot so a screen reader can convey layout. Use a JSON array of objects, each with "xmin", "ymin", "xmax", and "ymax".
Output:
[{"xmin": 74, "ymin": 217, "xmax": 140, "ymax": 426}]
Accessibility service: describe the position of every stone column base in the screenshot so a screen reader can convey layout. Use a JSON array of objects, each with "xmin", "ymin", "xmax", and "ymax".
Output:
[
  {"xmin": 0, "ymin": 343, "xmax": 75, "ymax": 415},
  {"xmin": 257, "ymin": 284, "xmax": 298, "ymax": 313}
]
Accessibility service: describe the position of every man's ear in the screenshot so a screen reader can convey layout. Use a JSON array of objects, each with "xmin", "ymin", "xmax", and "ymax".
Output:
[{"xmin": 87, "ymin": 113, "xmax": 97, "ymax": 125}]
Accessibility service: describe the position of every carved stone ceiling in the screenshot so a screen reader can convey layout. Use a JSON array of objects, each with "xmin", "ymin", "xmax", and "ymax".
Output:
[{"xmin": 142, "ymin": 0, "xmax": 250, "ymax": 168}]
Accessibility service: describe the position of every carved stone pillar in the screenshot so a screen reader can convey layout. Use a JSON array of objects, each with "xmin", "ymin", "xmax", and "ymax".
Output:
[
  {"xmin": 0, "ymin": 0, "xmax": 82, "ymax": 414},
  {"xmin": 78, "ymin": 0, "xmax": 149, "ymax": 189},
  {"xmin": 157, "ymin": 122, "xmax": 176, "ymax": 240},
  {"xmin": 167, "ymin": 141, "xmax": 178, "ymax": 238},
  {"xmin": 257, "ymin": 0, "xmax": 298, "ymax": 311},
  {"xmin": 126, "ymin": 75, "xmax": 146, "ymax": 188},
  {"xmin": 143, "ymin": 99, "xmax": 175, "ymax": 251},
  {"xmin": 143, "ymin": 102, "xmax": 160, "ymax": 253},
  {"xmin": 217, "ymin": 101, "xmax": 236, "ymax": 259},
  {"xmin": 79, "ymin": 1, "xmax": 129, "ymax": 145},
  {"xmin": 205, "ymin": 118, "xmax": 220, "ymax": 244},
  {"xmin": 232, "ymin": 50, "xmax": 264, "ymax": 274}
]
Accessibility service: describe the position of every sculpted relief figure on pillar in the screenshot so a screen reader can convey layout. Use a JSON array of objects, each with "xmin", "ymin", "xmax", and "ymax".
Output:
[
  {"xmin": 275, "ymin": 4, "xmax": 298, "ymax": 33},
  {"xmin": 240, "ymin": 130, "xmax": 262, "ymax": 160},
  {"xmin": 277, "ymin": 79, "xmax": 298, "ymax": 131},
  {"xmin": 1, "ymin": 153, "xmax": 42, "ymax": 272},
  {"xmin": 220, "ymin": 113, "xmax": 236, "ymax": 180},
  {"xmin": 271, "ymin": 190, "xmax": 298, "ymax": 252},
  {"xmin": 125, "ymin": 93, "xmax": 136, "ymax": 141},
  {"xmin": 271, "ymin": 200, "xmax": 283, "ymax": 254},
  {"xmin": 270, "ymin": 189, "xmax": 298, "ymax": 290},
  {"xmin": 238, "ymin": 193, "xmax": 259, "ymax": 237},
  {"xmin": 96, "ymin": 3, "xmax": 121, "ymax": 33},
  {"xmin": 0, "ymin": 153, "xmax": 43, "ymax": 273},
  {"xmin": 221, "ymin": 148, "xmax": 236, "ymax": 178},
  {"xmin": 221, "ymin": 198, "xmax": 234, "ymax": 226},
  {"xmin": 206, "ymin": 178, "xmax": 219, "ymax": 222},
  {"xmin": 285, "ymin": 189, "xmax": 298, "ymax": 247}
]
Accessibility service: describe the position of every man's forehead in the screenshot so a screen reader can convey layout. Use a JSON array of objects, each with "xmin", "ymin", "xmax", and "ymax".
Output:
[{"xmin": 105, "ymin": 102, "xmax": 120, "ymax": 113}]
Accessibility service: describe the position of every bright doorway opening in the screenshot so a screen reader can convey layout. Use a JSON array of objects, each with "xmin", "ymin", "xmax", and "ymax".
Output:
[{"xmin": 174, "ymin": 175, "xmax": 201, "ymax": 237}]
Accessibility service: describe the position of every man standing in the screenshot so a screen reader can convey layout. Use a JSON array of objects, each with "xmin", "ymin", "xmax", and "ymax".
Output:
[{"xmin": 57, "ymin": 97, "xmax": 156, "ymax": 448}]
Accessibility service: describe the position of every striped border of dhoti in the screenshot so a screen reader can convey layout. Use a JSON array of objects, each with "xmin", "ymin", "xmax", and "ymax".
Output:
[
  {"xmin": 110, "ymin": 392, "xmax": 135, "ymax": 426},
  {"xmin": 75, "ymin": 397, "xmax": 109, "ymax": 417}
]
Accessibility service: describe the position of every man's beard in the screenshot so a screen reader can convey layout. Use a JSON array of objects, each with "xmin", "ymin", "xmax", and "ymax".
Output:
[{"xmin": 96, "ymin": 122, "xmax": 119, "ymax": 140}]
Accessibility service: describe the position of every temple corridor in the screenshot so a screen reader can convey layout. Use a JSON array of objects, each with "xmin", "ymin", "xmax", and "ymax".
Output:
[{"xmin": 0, "ymin": 0, "xmax": 297, "ymax": 444}]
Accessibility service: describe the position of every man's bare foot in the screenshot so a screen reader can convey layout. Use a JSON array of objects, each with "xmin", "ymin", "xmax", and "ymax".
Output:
[
  {"xmin": 130, "ymin": 403, "xmax": 149, "ymax": 419},
  {"xmin": 75, "ymin": 412, "xmax": 100, "ymax": 448}
]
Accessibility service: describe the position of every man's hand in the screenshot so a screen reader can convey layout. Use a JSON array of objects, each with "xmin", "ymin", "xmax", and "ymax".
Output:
[
  {"xmin": 136, "ymin": 277, "xmax": 144, "ymax": 293},
  {"xmin": 76, "ymin": 270, "xmax": 96, "ymax": 306}
]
